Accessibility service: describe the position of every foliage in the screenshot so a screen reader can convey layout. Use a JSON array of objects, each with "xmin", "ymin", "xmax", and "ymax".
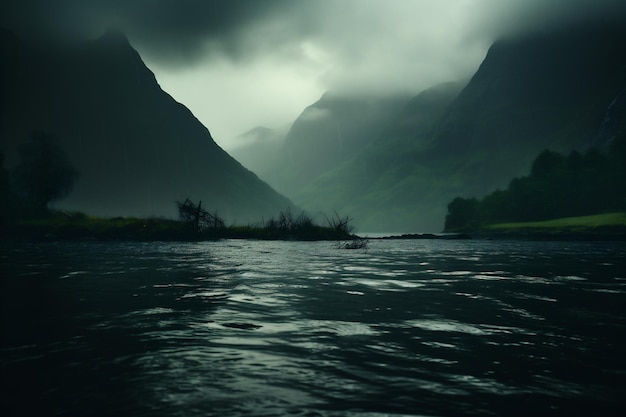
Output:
[
  {"xmin": 325, "ymin": 211, "xmax": 354, "ymax": 235},
  {"xmin": 445, "ymin": 197, "xmax": 479, "ymax": 231},
  {"xmin": 12, "ymin": 132, "xmax": 79, "ymax": 210},
  {"xmin": 3, "ymin": 211, "xmax": 188, "ymax": 241},
  {"xmin": 487, "ymin": 212, "xmax": 626, "ymax": 230},
  {"xmin": 337, "ymin": 238, "xmax": 369, "ymax": 250},
  {"xmin": 260, "ymin": 208, "xmax": 353, "ymax": 240},
  {"xmin": 2, "ymin": 203, "xmax": 358, "ymax": 242},
  {"xmin": 445, "ymin": 137, "xmax": 626, "ymax": 231},
  {"xmin": 176, "ymin": 198, "xmax": 224, "ymax": 233}
]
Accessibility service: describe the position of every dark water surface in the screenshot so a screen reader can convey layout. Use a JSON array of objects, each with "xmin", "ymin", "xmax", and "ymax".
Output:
[{"xmin": 1, "ymin": 239, "xmax": 625, "ymax": 416}]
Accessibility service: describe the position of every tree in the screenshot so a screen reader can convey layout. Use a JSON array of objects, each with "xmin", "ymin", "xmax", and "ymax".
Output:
[
  {"xmin": 445, "ymin": 197, "xmax": 479, "ymax": 231},
  {"xmin": 530, "ymin": 149, "xmax": 565, "ymax": 179},
  {"xmin": 12, "ymin": 132, "xmax": 79, "ymax": 210},
  {"xmin": 0, "ymin": 151, "xmax": 12, "ymax": 224}
]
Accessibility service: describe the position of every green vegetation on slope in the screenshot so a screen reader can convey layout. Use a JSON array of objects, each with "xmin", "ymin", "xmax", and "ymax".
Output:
[
  {"xmin": 445, "ymin": 133, "xmax": 626, "ymax": 232},
  {"xmin": 289, "ymin": 21, "xmax": 626, "ymax": 233},
  {"xmin": 488, "ymin": 212, "xmax": 626, "ymax": 231}
]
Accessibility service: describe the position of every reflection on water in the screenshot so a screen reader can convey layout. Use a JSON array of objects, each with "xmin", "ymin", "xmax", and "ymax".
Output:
[{"xmin": 1, "ymin": 239, "xmax": 625, "ymax": 416}]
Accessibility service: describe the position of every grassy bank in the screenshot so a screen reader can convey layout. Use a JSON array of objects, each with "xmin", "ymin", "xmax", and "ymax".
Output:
[
  {"xmin": 478, "ymin": 212, "xmax": 626, "ymax": 240},
  {"xmin": 1, "ymin": 210, "xmax": 359, "ymax": 242}
]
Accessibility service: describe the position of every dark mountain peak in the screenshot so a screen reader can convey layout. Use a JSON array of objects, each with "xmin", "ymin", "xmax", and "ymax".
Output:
[
  {"xmin": 88, "ymin": 28, "xmax": 141, "ymax": 62},
  {"xmin": 95, "ymin": 28, "xmax": 131, "ymax": 46},
  {"xmin": 85, "ymin": 29, "xmax": 147, "ymax": 69},
  {"xmin": 0, "ymin": 26, "xmax": 292, "ymax": 222},
  {"xmin": 435, "ymin": 16, "xmax": 626, "ymax": 156}
]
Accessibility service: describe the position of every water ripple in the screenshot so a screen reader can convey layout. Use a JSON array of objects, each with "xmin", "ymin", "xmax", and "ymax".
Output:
[{"xmin": 1, "ymin": 239, "xmax": 625, "ymax": 416}]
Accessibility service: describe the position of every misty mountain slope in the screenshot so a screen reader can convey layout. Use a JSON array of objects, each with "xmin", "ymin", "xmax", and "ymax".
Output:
[
  {"xmin": 292, "ymin": 19, "xmax": 626, "ymax": 232},
  {"xmin": 430, "ymin": 20, "xmax": 626, "ymax": 157},
  {"xmin": 227, "ymin": 125, "xmax": 289, "ymax": 179},
  {"xmin": 260, "ymin": 92, "xmax": 411, "ymax": 196},
  {"xmin": 291, "ymin": 82, "xmax": 466, "ymax": 231},
  {"xmin": 0, "ymin": 29, "xmax": 292, "ymax": 222}
]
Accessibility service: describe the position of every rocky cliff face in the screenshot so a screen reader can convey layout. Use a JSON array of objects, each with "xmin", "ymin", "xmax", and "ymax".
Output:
[{"xmin": 0, "ymin": 29, "xmax": 292, "ymax": 222}]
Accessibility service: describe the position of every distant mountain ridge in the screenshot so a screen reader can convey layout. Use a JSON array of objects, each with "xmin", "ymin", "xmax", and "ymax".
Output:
[
  {"xmin": 256, "ymin": 92, "xmax": 411, "ymax": 196},
  {"xmin": 0, "ymin": 29, "xmax": 292, "ymax": 222},
  {"xmin": 284, "ymin": 18, "xmax": 626, "ymax": 232},
  {"xmin": 227, "ymin": 125, "xmax": 289, "ymax": 180}
]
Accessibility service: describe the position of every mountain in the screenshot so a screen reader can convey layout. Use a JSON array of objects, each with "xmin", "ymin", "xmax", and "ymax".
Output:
[
  {"xmin": 259, "ymin": 92, "xmax": 411, "ymax": 196},
  {"xmin": 227, "ymin": 125, "xmax": 289, "ymax": 180},
  {"xmin": 291, "ymin": 18, "xmax": 626, "ymax": 232},
  {"xmin": 291, "ymin": 81, "xmax": 465, "ymax": 231},
  {"xmin": 0, "ymin": 29, "xmax": 292, "ymax": 223}
]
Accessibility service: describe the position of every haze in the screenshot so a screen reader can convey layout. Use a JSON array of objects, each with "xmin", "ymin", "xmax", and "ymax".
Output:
[{"xmin": 1, "ymin": 0, "xmax": 624, "ymax": 149}]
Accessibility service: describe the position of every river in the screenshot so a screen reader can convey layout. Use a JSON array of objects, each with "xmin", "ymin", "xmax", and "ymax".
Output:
[{"xmin": 1, "ymin": 239, "xmax": 625, "ymax": 416}]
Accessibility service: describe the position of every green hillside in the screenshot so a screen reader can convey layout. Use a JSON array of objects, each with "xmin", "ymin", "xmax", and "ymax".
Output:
[
  {"xmin": 488, "ymin": 212, "xmax": 626, "ymax": 231},
  {"xmin": 290, "ymin": 19, "xmax": 626, "ymax": 233}
]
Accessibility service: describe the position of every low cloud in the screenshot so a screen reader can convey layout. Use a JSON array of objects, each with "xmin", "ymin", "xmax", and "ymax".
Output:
[{"xmin": 2, "ymin": 0, "xmax": 624, "ymax": 144}]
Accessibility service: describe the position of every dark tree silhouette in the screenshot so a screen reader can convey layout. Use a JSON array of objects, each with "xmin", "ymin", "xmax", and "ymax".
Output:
[
  {"xmin": 0, "ymin": 151, "xmax": 12, "ymax": 223},
  {"xmin": 444, "ymin": 197, "xmax": 479, "ymax": 231},
  {"xmin": 444, "ymin": 141, "xmax": 626, "ymax": 231},
  {"xmin": 176, "ymin": 198, "xmax": 224, "ymax": 232},
  {"xmin": 13, "ymin": 132, "xmax": 79, "ymax": 210}
]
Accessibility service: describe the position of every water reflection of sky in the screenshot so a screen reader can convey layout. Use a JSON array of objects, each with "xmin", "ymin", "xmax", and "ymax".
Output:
[{"xmin": 1, "ymin": 239, "xmax": 625, "ymax": 416}]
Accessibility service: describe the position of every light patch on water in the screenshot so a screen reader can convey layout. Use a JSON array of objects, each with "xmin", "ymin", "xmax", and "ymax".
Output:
[
  {"xmin": 377, "ymin": 269, "xmax": 411, "ymax": 277},
  {"xmin": 240, "ymin": 271, "xmax": 273, "ymax": 279},
  {"xmin": 514, "ymin": 293, "xmax": 557, "ymax": 303},
  {"xmin": 424, "ymin": 341, "xmax": 457, "ymax": 349},
  {"xmin": 440, "ymin": 270, "xmax": 473, "ymax": 276},
  {"xmin": 450, "ymin": 373, "xmax": 517, "ymax": 395},
  {"xmin": 406, "ymin": 319, "xmax": 487, "ymax": 335},
  {"xmin": 515, "ymin": 275, "xmax": 552, "ymax": 284},
  {"xmin": 591, "ymin": 288, "xmax": 626, "ymax": 294},
  {"xmin": 212, "ymin": 336, "xmax": 270, "ymax": 346},
  {"xmin": 133, "ymin": 307, "xmax": 175, "ymax": 316},
  {"xmin": 228, "ymin": 292, "xmax": 289, "ymax": 308},
  {"xmin": 473, "ymin": 274, "xmax": 509, "ymax": 281},
  {"xmin": 347, "ymin": 278, "xmax": 391, "ymax": 289},
  {"xmin": 384, "ymin": 279, "xmax": 425, "ymax": 289},
  {"xmin": 154, "ymin": 283, "xmax": 196, "ymax": 288},
  {"xmin": 502, "ymin": 307, "xmax": 545, "ymax": 321},
  {"xmin": 59, "ymin": 270, "xmax": 89, "ymax": 279},
  {"xmin": 309, "ymin": 320, "xmax": 378, "ymax": 337},
  {"xmin": 458, "ymin": 257, "xmax": 481, "ymax": 262},
  {"xmin": 481, "ymin": 324, "xmax": 536, "ymax": 336},
  {"xmin": 555, "ymin": 275, "xmax": 587, "ymax": 282},
  {"xmin": 346, "ymin": 290, "xmax": 365, "ymax": 296},
  {"xmin": 455, "ymin": 292, "xmax": 484, "ymax": 300}
]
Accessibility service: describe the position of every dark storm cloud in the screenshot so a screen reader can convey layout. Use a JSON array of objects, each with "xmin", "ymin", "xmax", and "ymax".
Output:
[
  {"xmin": 2, "ymin": 0, "xmax": 625, "ymax": 143},
  {"xmin": 474, "ymin": 0, "xmax": 626, "ymax": 40},
  {"xmin": 2, "ymin": 0, "xmax": 624, "ymax": 67},
  {"xmin": 0, "ymin": 0, "xmax": 298, "ymax": 63}
]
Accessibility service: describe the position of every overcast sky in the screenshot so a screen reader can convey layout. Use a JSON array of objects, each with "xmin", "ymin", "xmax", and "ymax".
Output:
[{"xmin": 2, "ymin": 0, "xmax": 625, "ymax": 149}]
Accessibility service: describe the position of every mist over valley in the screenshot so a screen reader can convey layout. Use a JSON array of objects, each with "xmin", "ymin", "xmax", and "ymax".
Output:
[{"xmin": 2, "ymin": 3, "xmax": 626, "ymax": 417}]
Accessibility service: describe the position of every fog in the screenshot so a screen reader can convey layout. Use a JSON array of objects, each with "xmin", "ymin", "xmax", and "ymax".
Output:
[{"xmin": 2, "ymin": 0, "xmax": 624, "ymax": 147}]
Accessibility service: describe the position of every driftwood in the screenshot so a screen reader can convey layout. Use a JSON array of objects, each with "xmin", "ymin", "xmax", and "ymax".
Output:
[{"xmin": 176, "ymin": 199, "xmax": 225, "ymax": 232}]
